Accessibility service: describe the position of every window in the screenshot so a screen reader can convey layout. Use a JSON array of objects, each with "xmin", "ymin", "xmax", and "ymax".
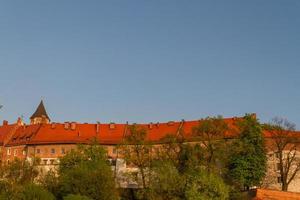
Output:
[
  {"xmin": 275, "ymin": 152, "xmax": 280, "ymax": 158},
  {"xmin": 22, "ymin": 150, "xmax": 26, "ymax": 155},
  {"xmin": 43, "ymin": 159, "xmax": 48, "ymax": 165},
  {"xmin": 51, "ymin": 148, "xmax": 55, "ymax": 154},
  {"xmin": 36, "ymin": 149, "xmax": 41, "ymax": 154},
  {"xmin": 7, "ymin": 160, "xmax": 10, "ymax": 165},
  {"xmin": 276, "ymin": 163, "xmax": 281, "ymax": 171},
  {"xmin": 50, "ymin": 159, "xmax": 55, "ymax": 165},
  {"xmin": 61, "ymin": 148, "xmax": 65, "ymax": 154},
  {"xmin": 7, "ymin": 148, "xmax": 11, "ymax": 155},
  {"xmin": 13, "ymin": 149, "xmax": 18, "ymax": 156},
  {"xmin": 268, "ymin": 153, "xmax": 273, "ymax": 158},
  {"xmin": 113, "ymin": 147, "xmax": 117, "ymax": 154},
  {"xmin": 111, "ymin": 159, "xmax": 116, "ymax": 166},
  {"xmin": 277, "ymin": 177, "xmax": 282, "ymax": 183}
]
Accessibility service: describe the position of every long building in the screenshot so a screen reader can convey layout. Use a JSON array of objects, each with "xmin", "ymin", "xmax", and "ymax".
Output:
[{"xmin": 0, "ymin": 101, "xmax": 299, "ymax": 191}]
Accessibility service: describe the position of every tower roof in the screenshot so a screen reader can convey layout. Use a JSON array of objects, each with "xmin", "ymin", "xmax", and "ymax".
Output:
[{"xmin": 30, "ymin": 100, "xmax": 50, "ymax": 120}]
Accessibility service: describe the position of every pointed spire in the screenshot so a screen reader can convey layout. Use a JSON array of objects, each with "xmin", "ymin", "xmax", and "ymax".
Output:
[{"xmin": 30, "ymin": 100, "xmax": 50, "ymax": 121}]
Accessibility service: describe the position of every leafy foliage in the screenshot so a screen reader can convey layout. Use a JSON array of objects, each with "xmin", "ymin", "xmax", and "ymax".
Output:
[
  {"xmin": 20, "ymin": 184, "xmax": 55, "ymax": 200},
  {"xmin": 63, "ymin": 194, "xmax": 92, "ymax": 200},
  {"xmin": 192, "ymin": 116, "xmax": 229, "ymax": 172},
  {"xmin": 228, "ymin": 114, "xmax": 267, "ymax": 189},
  {"xmin": 121, "ymin": 125, "xmax": 152, "ymax": 189},
  {"xmin": 58, "ymin": 143, "xmax": 118, "ymax": 200},
  {"xmin": 185, "ymin": 169, "xmax": 229, "ymax": 200}
]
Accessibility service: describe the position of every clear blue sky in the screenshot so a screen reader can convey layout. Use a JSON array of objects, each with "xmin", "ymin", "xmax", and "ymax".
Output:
[{"xmin": 0, "ymin": 1, "xmax": 299, "ymax": 128}]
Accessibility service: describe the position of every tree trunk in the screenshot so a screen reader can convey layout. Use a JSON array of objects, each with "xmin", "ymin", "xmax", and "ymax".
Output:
[{"xmin": 282, "ymin": 183, "xmax": 288, "ymax": 191}]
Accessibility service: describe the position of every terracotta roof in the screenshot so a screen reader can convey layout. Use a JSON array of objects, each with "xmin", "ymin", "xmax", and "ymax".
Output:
[
  {"xmin": 3, "ymin": 116, "xmax": 298, "ymax": 146},
  {"xmin": 254, "ymin": 188, "xmax": 300, "ymax": 200},
  {"xmin": 30, "ymin": 100, "xmax": 50, "ymax": 120},
  {"xmin": 0, "ymin": 124, "xmax": 17, "ymax": 145},
  {"xmin": 3, "ymin": 117, "xmax": 242, "ymax": 146}
]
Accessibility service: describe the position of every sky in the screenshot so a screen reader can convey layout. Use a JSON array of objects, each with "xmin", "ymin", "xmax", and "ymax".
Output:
[{"xmin": 0, "ymin": 1, "xmax": 299, "ymax": 128}]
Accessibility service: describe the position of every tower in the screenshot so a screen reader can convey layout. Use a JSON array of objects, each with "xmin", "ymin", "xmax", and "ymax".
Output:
[{"xmin": 30, "ymin": 100, "xmax": 50, "ymax": 124}]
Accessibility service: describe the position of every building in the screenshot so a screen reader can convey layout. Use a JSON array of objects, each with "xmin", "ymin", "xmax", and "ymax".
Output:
[{"xmin": 0, "ymin": 101, "xmax": 299, "ymax": 191}]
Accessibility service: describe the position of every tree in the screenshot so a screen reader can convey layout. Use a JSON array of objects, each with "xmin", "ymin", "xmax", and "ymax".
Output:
[
  {"xmin": 63, "ymin": 194, "xmax": 92, "ymax": 200},
  {"xmin": 1, "ymin": 158, "xmax": 40, "ymax": 186},
  {"xmin": 228, "ymin": 114, "xmax": 267, "ymax": 190},
  {"xmin": 148, "ymin": 161, "xmax": 184, "ymax": 200},
  {"xmin": 38, "ymin": 170, "xmax": 59, "ymax": 197},
  {"xmin": 21, "ymin": 184, "xmax": 55, "ymax": 200},
  {"xmin": 121, "ymin": 125, "xmax": 152, "ymax": 189},
  {"xmin": 185, "ymin": 169, "xmax": 229, "ymax": 200},
  {"xmin": 264, "ymin": 117, "xmax": 300, "ymax": 191},
  {"xmin": 58, "ymin": 142, "xmax": 118, "ymax": 200},
  {"xmin": 192, "ymin": 116, "xmax": 228, "ymax": 172}
]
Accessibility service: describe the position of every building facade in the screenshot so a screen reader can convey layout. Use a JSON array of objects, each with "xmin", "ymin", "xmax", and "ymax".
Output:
[{"xmin": 0, "ymin": 101, "xmax": 299, "ymax": 191}]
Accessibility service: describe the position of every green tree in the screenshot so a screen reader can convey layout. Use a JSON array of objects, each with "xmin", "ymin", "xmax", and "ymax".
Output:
[
  {"xmin": 20, "ymin": 184, "xmax": 55, "ymax": 200},
  {"xmin": 192, "ymin": 116, "xmax": 228, "ymax": 172},
  {"xmin": 228, "ymin": 114, "xmax": 267, "ymax": 190},
  {"xmin": 185, "ymin": 169, "xmax": 229, "ymax": 200},
  {"xmin": 121, "ymin": 125, "xmax": 152, "ymax": 189},
  {"xmin": 38, "ymin": 170, "xmax": 60, "ymax": 197},
  {"xmin": 0, "ymin": 180, "xmax": 23, "ymax": 200},
  {"xmin": 148, "ymin": 161, "xmax": 184, "ymax": 200},
  {"xmin": 58, "ymin": 142, "xmax": 118, "ymax": 200},
  {"xmin": 63, "ymin": 194, "xmax": 92, "ymax": 200},
  {"xmin": 2, "ymin": 158, "xmax": 40, "ymax": 186}
]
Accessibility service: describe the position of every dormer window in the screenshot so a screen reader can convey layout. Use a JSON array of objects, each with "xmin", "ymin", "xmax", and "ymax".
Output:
[
  {"xmin": 109, "ymin": 123, "xmax": 116, "ymax": 129},
  {"xmin": 64, "ymin": 122, "xmax": 70, "ymax": 129},
  {"xmin": 168, "ymin": 121, "xmax": 174, "ymax": 126}
]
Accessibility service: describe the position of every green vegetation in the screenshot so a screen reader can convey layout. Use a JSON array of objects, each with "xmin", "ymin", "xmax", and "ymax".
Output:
[
  {"xmin": 0, "ymin": 114, "xmax": 296, "ymax": 199},
  {"xmin": 228, "ymin": 114, "xmax": 267, "ymax": 190}
]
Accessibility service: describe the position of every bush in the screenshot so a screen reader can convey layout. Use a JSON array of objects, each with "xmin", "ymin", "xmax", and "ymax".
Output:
[
  {"xmin": 64, "ymin": 194, "xmax": 92, "ymax": 200},
  {"xmin": 21, "ymin": 184, "xmax": 55, "ymax": 200},
  {"xmin": 185, "ymin": 169, "xmax": 229, "ymax": 200}
]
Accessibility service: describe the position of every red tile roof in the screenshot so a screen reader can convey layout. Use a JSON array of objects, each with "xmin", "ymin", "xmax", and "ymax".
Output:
[
  {"xmin": 2, "ymin": 116, "xmax": 299, "ymax": 146},
  {"xmin": 0, "ymin": 124, "xmax": 17, "ymax": 145}
]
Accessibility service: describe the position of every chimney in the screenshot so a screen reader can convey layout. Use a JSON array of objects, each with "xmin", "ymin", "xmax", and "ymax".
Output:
[
  {"xmin": 71, "ymin": 122, "xmax": 76, "ymax": 130},
  {"xmin": 2, "ymin": 120, "xmax": 8, "ymax": 126},
  {"xmin": 149, "ymin": 122, "xmax": 153, "ymax": 129},
  {"xmin": 51, "ymin": 123, "xmax": 56, "ymax": 129},
  {"xmin": 96, "ymin": 122, "xmax": 100, "ymax": 133},
  {"xmin": 64, "ymin": 122, "xmax": 70, "ymax": 129},
  {"xmin": 17, "ymin": 117, "xmax": 24, "ymax": 126}
]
